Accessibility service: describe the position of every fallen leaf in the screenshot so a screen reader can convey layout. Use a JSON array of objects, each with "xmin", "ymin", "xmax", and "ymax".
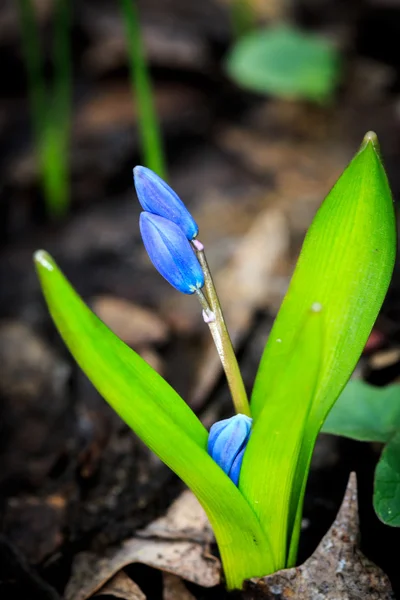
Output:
[
  {"xmin": 65, "ymin": 492, "xmax": 220, "ymax": 600},
  {"xmin": 163, "ymin": 573, "xmax": 196, "ymax": 600},
  {"xmin": 92, "ymin": 296, "xmax": 169, "ymax": 348},
  {"xmin": 137, "ymin": 347, "xmax": 165, "ymax": 375},
  {"xmin": 190, "ymin": 208, "xmax": 289, "ymax": 408},
  {"xmin": 137, "ymin": 490, "xmax": 214, "ymax": 544},
  {"xmin": 244, "ymin": 473, "xmax": 395, "ymax": 599},
  {"xmin": 368, "ymin": 348, "xmax": 400, "ymax": 370},
  {"xmin": 4, "ymin": 494, "xmax": 66, "ymax": 564},
  {"xmin": 95, "ymin": 571, "xmax": 145, "ymax": 599}
]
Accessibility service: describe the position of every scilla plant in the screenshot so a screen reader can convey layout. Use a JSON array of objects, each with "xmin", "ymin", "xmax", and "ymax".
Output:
[{"xmin": 34, "ymin": 132, "xmax": 395, "ymax": 590}]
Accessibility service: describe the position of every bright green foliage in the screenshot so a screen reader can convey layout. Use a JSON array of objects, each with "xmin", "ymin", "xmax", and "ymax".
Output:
[
  {"xmin": 18, "ymin": 0, "xmax": 72, "ymax": 218},
  {"xmin": 374, "ymin": 432, "xmax": 400, "ymax": 526},
  {"xmin": 323, "ymin": 380, "xmax": 400, "ymax": 442},
  {"xmin": 225, "ymin": 24, "xmax": 341, "ymax": 102},
  {"xmin": 241, "ymin": 306, "xmax": 323, "ymax": 567},
  {"xmin": 34, "ymin": 250, "xmax": 274, "ymax": 590},
  {"xmin": 323, "ymin": 380, "xmax": 400, "ymax": 528},
  {"xmin": 119, "ymin": 0, "xmax": 166, "ymax": 179},
  {"xmin": 34, "ymin": 132, "xmax": 396, "ymax": 588},
  {"xmin": 247, "ymin": 132, "xmax": 396, "ymax": 566}
]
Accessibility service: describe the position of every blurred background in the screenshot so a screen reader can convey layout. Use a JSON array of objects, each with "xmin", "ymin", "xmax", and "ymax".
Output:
[{"xmin": 1, "ymin": 0, "xmax": 400, "ymax": 598}]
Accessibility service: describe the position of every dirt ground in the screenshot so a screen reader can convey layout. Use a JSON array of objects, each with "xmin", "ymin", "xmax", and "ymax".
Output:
[{"xmin": 1, "ymin": 1, "xmax": 400, "ymax": 598}]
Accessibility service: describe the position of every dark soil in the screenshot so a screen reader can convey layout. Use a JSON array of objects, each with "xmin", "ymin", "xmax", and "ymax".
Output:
[{"xmin": 1, "ymin": 1, "xmax": 400, "ymax": 598}]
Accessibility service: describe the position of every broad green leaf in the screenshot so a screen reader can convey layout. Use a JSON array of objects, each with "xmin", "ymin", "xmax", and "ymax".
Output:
[
  {"xmin": 225, "ymin": 24, "xmax": 340, "ymax": 102},
  {"xmin": 374, "ymin": 432, "xmax": 400, "ymax": 526},
  {"xmin": 322, "ymin": 380, "xmax": 400, "ymax": 442},
  {"xmin": 252, "ymin": 133, "xmax": 395, "ymax": 426},
  {"xmin": 34, "ymin": 250, "xmax": 274, "ymax": 589},
  {"xmin": 250, "ymin": 132, "xmax": 396, "ymax": 567},
  {"xmin": 240, "ymin": 306, "xmax": 323, "ymax": 568}
]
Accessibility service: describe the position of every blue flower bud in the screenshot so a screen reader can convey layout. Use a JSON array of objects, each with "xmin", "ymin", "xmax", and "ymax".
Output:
[
  {"xmin": 140, "ymin": 212, "xmax": 204, "ymax": 294},
  {"xmin": 207, "ymin": 414, "xmax": 252, "ymax": 486},
  {"xmin": 134, "ymin": 166, "xmax": 199, "ymax": 240}
]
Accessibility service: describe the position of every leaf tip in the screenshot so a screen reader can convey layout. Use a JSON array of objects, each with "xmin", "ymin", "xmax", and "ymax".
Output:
[
  {"xmin": 34, "ymin": 250, "xmax": 55, "ymax": 272},
  {"xmin": 359, "ymin": 130, "xmax": 381, "ymax": 157}
]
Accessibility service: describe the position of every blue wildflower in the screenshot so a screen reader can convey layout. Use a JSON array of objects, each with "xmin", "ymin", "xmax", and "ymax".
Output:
[
  {"xmin": 134, "ymin": 166, "xmax": 199, "ymax": 240},
  {"xmin": 140, "ymin": 212, "xmax": 204, "ymax": 294},
  {"xmin": 208, "ymin": 414, "xmax": 252, "ymax": 486}
]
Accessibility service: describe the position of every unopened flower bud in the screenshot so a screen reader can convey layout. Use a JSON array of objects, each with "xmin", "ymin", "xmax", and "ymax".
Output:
[
  {"xmin": 140, "ymin": 212, "xmax": 204, "ymax": 294},
  {"xmin": 207, "ymin": 414, "xmax": 252, "ymax": 486},
  {"xmin": 134, "ymin": 166, "xmax": 199, "ymax": 240}
]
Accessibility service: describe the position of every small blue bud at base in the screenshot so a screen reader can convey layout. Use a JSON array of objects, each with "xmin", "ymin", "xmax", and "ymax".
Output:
[
  {"xmin": 207, "ymin": 414, "xmax": 252, "ymax": 486},
  {"xmin": 140, "ymin": 212, "xmax": 205, "ymax": 294},
  {"xmin": 134, "ymin": 166, "xmax": 199, "ymax": 240}
]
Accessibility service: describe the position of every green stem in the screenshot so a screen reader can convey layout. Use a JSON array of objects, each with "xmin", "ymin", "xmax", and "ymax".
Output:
[
  {"xmin": 119, "ymin": 0, "xmax": 166, "ymax": 179},
  {"xmin": 18, "ymin": 0, "xmax": 47, "ymax": 138},
  {"xmin": 194, "ymin": 241, "xmax": 250, "ymax": 417},
  {"xmin": 230, "ymin": 0, "xmax": 255, "ymax": 38},
  {"xmin": 18, "ymin": 0, "xmax": 72, "ymax": 218}
]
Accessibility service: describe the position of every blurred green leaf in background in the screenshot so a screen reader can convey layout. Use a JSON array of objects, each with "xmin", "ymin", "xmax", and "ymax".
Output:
[
  {"xmin": 226, "ymin": 24, "xmax": 341, "ymax": 102},
  {"xmin": 324, "ymin": 380, "xmax": 400, "ymax": 528},
  {"xmin": 18, "ymin": 0, "xmax": 72, "ymax": 218}
]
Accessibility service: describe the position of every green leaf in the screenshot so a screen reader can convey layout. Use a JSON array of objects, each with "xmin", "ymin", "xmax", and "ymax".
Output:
[
  {"xmin": 249, "ymin": 132, "xmax": 396, "ymax": 567},
  {"xmin": 322, "ymin": 380, "xmax": 400, "ymax": 442},
  {"xmin": 240, "ymin": 306, "xmax": 323, "ymax": 568},
  {"xmin": 252, "ymin": 132, "xmax": 395, "ymax": 428},
  {"xmin": 34, "ymin": 250, "xmax": 274, "ymax": 589},
  {"xmin": 374, "ymin": 432, "xmax": 400, "ymax": 526},
  {"xmin": 225, "ymin": 24, "xmax": 341, "ymax": 102}
]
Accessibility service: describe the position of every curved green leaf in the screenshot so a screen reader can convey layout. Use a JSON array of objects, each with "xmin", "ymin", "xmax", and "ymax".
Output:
[
  {"xmin": 252, "ymin": 133, "xmax": 395, "ymax": 426},
  {"xmin": 34, "ymin": 250, "xmax": 274, "ymax": 589},
  {"xmin": 250, "ymin": 132, "xmax": 396, "ymax": 568},
  {"xmin": 240, "ymin": 306, "xmax": 323, "ymax": 568},
  {"xmin": 374, "ymin": 432, "xmax": 400, "ymax": 526},
  {"xmin": 322, "ymin": 380, "xmax": 400, "ymax": 442}
]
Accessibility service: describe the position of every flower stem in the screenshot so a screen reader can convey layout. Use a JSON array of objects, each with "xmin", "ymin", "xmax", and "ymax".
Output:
[{"xmin": 193, "ymin": 241, "xmax": 250, "ymax": 417}]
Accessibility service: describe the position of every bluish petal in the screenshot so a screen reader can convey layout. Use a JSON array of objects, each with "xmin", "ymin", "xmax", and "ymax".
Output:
[
  {"xmin": 208, "ymin": 414, "xmax": 252, "ymax": 482},
  {"xmin": 229, "ymin": 446, "xmax": 246, "ymax": 486},
  {"xmin": 134, "ymin": 166, "xmax": 199, "ymax": 240},
  {"xmin": 140, "ymin": 212, "xmax": 204, "ymax": 294}
]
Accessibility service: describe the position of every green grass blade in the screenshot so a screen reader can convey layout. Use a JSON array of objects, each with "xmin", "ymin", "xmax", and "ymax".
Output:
[
  {"xmin": 52, "ymin": 0, "xmax": 72, "ymax": 130},
  {"xmin": 39, "ymin": 123, "xmax": 69, "ymax": 218},
  {"xmin": 230, "ymin": 0, "xmax": 255, "ymax": 39},
  {"xmin": 34, "ymin": 250, "xmax": 274, "ymax": 589},
  {"xmin": 18, "ymin": 0, "xmax": 47, "ymax": 136},
  {"xmin": 19, "ymin": 0, "xmax": 72, "ymax": 218},
  {"xmin": 240, "ymin": 306, "xmax": 323, "ymax": 568},
  {"xmin": 119, "ymin": 0, "xmax": 166, "ymax": 179}
]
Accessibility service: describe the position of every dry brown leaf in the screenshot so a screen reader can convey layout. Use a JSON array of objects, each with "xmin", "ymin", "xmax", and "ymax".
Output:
[
  {"xmin": 368, "ymin": 347, "xmax": 400, "ymax": 369},
  {"xmin": 65, "ymin": 492, "xmax": 220, "ymax": 600},
  {"xmin": 92, "ymin": 296, "xmax": 169, "ymax": 348},
  {"xmin": 244, "ymin": 473, "xmax": 395, "ymax": 599},
  {"xmin": 137, "ymin": 347, "xmax": 165, "ymax": 375},
  {"xmin": 74, "ymin": 83, "xmax": 205, "ymax": 136},
  {"xmin": 137, "ymin": 490, "xmax": 214, "ymax": 544},
  {"xmin": 95, "ymin": 571, "xmax": 145, "ymax": 599},
  {"xmin": 190, "ymin": 208, "xmax": 289, "ymax": 408},
  {"xmin": 163, "ymin": 573, "xmax": 196, "ymax": 600}
]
